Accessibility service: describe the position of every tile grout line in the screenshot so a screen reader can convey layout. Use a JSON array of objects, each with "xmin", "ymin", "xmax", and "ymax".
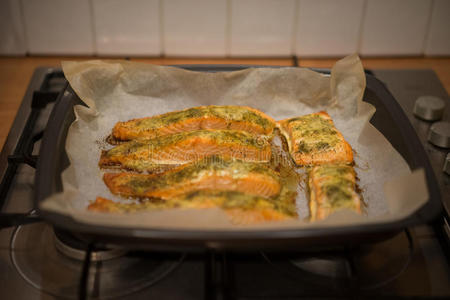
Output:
[
  {"xmin": 422, "ymin": 0, "xmax": 435, "ymax": 56},
  {"xmin": 159, "ymin": 0, "xmax": 165, "ymax": 56},
  {"xmin": 356, "ymin": 0, "xmax": 368, "ymax": 55},
  {"xmin": 225, "ymin": 0, "xmax": 232, "ymax": 57},
  {"xmin": 88, "ymin": 0, "xmax": 98, "ymax": 56},
  {"xmin": 291, "ymin": 0, "xmax": 299, "ymax": 58},
  {"xmin": 17, "ymin": 0, "xmax": 29, "ymax": 55}
]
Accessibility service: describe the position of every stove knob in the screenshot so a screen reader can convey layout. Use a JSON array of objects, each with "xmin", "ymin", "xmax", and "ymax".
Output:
[
  {"xmin": 428, "ymin": 121, "xmax": 450, "ymax": 148},
  {"xmin": 413, "ymin": 96, "xmax": 445, "ymax": 121},
  {"xmin": 444, "ymin": 153, "xmax": 450, "ymax": 175}
]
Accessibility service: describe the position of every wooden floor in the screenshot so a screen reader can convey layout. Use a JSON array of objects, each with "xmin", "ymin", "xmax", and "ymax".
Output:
[{"xmin": 0, "ymin": 56, "xmax": 449, "ymax": 148}]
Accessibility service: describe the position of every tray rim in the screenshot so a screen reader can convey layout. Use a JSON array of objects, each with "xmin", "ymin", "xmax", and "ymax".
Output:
[{"xmin": 34, "ymin": 65, "xmax": 442, "ymax": 249}]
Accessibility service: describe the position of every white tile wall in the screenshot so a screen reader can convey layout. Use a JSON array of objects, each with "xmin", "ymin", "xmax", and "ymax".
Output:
[
  {"xmin": 424, "ymin": 0, "xmax": 450, "ymax": 56},
  {"xmin": 295, "ymin": 0, "xmax": 364, "ymax": 57},
  {"xmin": 230, "ymin": 0, "xmax": 296, "ymax": 56},
  {"xmin": 21, "ymin": 0, "xmax": 94, "ymax": 55},
  {"xmin": 93, "ymin": 0, "xmax": 160, "ymax": 56},
  {"xmin": 0, "ymin": 0, "xmax": 26, "ymax": 55},
  {"xmin": 5, "ymin": 0, "xmax": 449, "ymax": 57},
  {"xmin": 360, "ymin": 0, "xmax": 432, "ymax": 56},
  {"xmin": 163, "ymin": 0, "xmax": 227, "ymax": 57}
]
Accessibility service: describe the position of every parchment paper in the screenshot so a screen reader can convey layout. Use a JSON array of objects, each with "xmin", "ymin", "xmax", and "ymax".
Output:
[{"xmin": 40, "ymin": 54, "xmax": 429, "ymax": 230}]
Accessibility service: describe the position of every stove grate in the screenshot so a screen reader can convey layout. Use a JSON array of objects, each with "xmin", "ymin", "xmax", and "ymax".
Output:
[{"xmin": 0, "ymin": 72, "xmax": 65, "ymax": 229}]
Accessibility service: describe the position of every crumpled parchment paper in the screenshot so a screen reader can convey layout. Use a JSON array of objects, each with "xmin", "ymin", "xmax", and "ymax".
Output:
[{"xmin": 40, "ymin": 54, "xmax": 429, "ymax": 230}]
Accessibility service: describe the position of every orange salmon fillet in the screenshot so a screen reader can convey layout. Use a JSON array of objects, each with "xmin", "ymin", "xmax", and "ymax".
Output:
[
  {"xmin": 103, "ymin": 157, "xmax": 281, "ymax": 200},
  {"xmin": 88, "ymin": 189, "xmax": 297, "ymax": 224},
  {"xmin": 308, "ymin": 165, "xmax": 361, "ymax": 221},
  {"xmin": 100, "ymin": 130, "xmax": 271, "ymax": 172},
  {"xmin": 277, "ymin": 111, "xmax": 353, "ymax": 166},
  {"xmin": 111, "ymin": 105, "xmax": 275, "ymax": 143}
]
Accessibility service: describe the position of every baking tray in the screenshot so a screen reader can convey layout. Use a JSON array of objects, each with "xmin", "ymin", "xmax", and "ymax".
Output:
[{"xmin": 35, "ymin": 65, "xmax": 442, "ymax": 251}]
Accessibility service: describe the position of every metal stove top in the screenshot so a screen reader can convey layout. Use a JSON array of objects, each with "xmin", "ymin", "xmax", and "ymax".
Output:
[{"xmin": 0, "ymin": 66, "xmax": 449, "ymax": 299}]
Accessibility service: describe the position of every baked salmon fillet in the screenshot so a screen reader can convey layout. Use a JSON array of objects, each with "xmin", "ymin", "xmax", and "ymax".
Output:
[
  {"xmin": 277, "ymin": 111, "xmax": 353, "ymax": 166},
  {"xmin": 308, "ymin": 165, "xmax": 361, "ymax": 221},
  {"xmin": 103, "ymin": 157, "xmax": 281, "ymax": 200},
  {"xmin": 88, "ymin": 190, "xmax": 297, "ymax": 224},
  {"xmin": 99, "ymin": 130, "xmax": 271, "ymax": 172},
  {"xmin": 110, "ymin": 105, "xmax": 276, "ymax": 143}
]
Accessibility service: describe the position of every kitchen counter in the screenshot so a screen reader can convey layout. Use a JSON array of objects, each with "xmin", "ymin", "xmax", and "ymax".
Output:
[{"xmin": 0, "ymin": 56, "xmax": 449, "ymax": 148}]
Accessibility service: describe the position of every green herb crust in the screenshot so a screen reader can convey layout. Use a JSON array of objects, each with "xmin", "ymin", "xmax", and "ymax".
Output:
[
  {"xmin": 125, "ymin": 157, "xmax": 280, "ymax": 193},
  {"xmin": 309, "ymin": 164, "xmax": 360, "ymax": 213},
  {"xmin": 288, "ymin": 114, "xmax": 340, "ymax": 154},
  {"xmin": 106, "ymin": 130, "xmax": 269, "ymax": 156},
  {"xmin": 101, "ymin": 130, "xmax": 271, "ymax": 172},
  {"xmin": 90, "ymin": 189, "xmax": 298, "ymax": 218},
  {"xmin": 128, "ymin": 106, "xmax": 274, "ymax": 132}
]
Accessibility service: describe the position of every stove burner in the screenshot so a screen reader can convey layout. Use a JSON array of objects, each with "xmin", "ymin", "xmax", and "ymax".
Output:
[
  {"xmin": 10, "ymin": 223, "xmax": 185, "ymax": 299},
  {"xmin": 53, "ymin": 228, "xmax": 126, "ymax": 261},
  {"xmin": 261, "ymin": 230, "xmax": 415, "ymax": 291},
  {"xmin": 261, "ymin": 252, "xmax": 355, "ymax": 292}
]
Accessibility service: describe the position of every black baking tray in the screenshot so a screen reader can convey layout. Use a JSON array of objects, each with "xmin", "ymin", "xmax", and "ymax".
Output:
[{"xmin": 35, "ymin": 65, "xmax": 442, "ymax": 251}]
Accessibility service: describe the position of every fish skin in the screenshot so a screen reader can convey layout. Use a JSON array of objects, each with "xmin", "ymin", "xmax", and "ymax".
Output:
[
  {"xmin": 99, "ymin": 130, "xmax": 272, "ymax": 172},
  {"xmin": 111, "ymin": 105, "xmax": 276, "ymax": 143},
  {"xmin": 103, "ymin": 157, "xmax": 282, "ymax": 200}
]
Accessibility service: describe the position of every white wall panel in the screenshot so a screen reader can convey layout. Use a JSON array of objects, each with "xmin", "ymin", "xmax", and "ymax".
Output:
[
  {"xmin": 163, "ymin": 0, "xmax": 227, "ymax": 56},
  {"xmin": 93, "ymin": 0, "xmax": 160, "ymax": 56},
  {"xmin": 21, "ymin": 0, "xmax": 94, "ymax": 55},
  {"xmin": 424, "ymin": 0, "xmax": 450, "ymax": 56},
  {"xmin": 0, "ymin": 0, "xmax": 26, "ymax": 55},
  {"xmin": 295, "ymin": 0, "xmax": 364, "ymax": 57},
  {"xmin": 230, "ymin": 0, "xmax": 296, "ymax": 56},
  {"xmin": 10, "ymin": 0, "xmax": 447, "ymax": 57},
  {"xmin": 360, "ymin": 0, "xmax": 432, "ymax": 56}
]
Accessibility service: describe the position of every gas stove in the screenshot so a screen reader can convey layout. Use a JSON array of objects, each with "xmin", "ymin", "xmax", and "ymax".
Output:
[{"xmin": 0, "ymin": 65, "xmax": 449, "ymax": 299}]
